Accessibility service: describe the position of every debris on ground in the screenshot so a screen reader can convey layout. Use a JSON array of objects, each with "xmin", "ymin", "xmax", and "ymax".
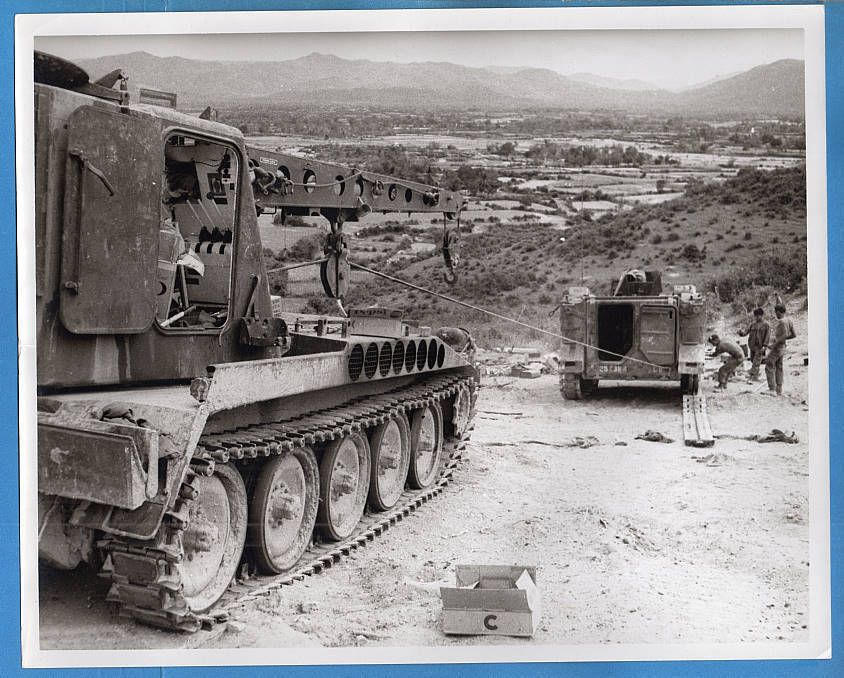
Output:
[
  {"xmin": 753, "ymin": 429, "xmax": 799, "ymax": 444},
  {"xmin": 567, "ymin": 436, "xmax": 600, "ymax": 448},
  {"xmin": 635, "ymin": 430, "xmax": 675, "ymax": 443},
  {"xmin": 296, "ymin": 601, "xmax": 318, "ymax": 614},
  {"xmin": 691, "ymin": 452, "xmax": 734, "ymax": 466},
  {"xmin": 510, "ymin": 362, "xmax": 544, "ymax": 378},
  {"xmin": 619, "ymin": 524, "xmax": 660, "ymax": 553},
  {"xmin": 226, "ymin": 620, "xmax": 246, "ymax": 634},
  {"xmin": 714, "ymin": 429, "xmax": 800, "ymax": 444},
  {"xmin": 490, "ymin": 436, "xmax": 600, "ymax": 449},
  {"xmin": 527, "ymin": 436, "xmax": 599, "ymax": 449},
  {"xmin": 476, "ymin": 347, "xmax": 553, "ymax": 377}
]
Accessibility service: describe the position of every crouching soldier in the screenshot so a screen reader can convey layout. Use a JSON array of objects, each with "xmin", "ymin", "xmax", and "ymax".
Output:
[
  {"xmin": 708, "ymin": 334, "xmax": 745, "ymax": 390},
  {"xmin": 739, "ymin": 307, "xmax": 770, "ymax": 381}
]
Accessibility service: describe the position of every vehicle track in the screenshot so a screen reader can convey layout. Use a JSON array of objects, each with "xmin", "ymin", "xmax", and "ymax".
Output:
[{"xmin": 101, "ymin": 373, "xmax": 476, "ymax": 632}]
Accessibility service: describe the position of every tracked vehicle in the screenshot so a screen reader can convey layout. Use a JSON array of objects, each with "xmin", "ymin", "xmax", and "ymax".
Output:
[
  {"xmin": 33, "ymin": 52, "xmax": 477, "ymax": 631},
  {"xmin": 558, "ymin": 269, "xmax": 706, "ymax": 399}
]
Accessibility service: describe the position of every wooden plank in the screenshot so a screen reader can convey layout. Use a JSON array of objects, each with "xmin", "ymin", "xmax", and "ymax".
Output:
[
  {"xmin": 695, "ymin": 396, "xmax": 715, "ymax": 445},
  {"xmin": 683, "ymin": 394, "xmax": 714, "ymax": 447},
  {"xmin": 682, "ymin": 395, "xmax": 696, "ymax": 445}
]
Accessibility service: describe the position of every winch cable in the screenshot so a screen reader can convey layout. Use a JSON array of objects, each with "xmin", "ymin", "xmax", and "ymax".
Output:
[
  {"xmin": 350, "ymin": 261, "xmax": 666, "ymax": 369},
  {"xmin": 266, "ymin": 257, "xmax": 329, "ymax": 275}
]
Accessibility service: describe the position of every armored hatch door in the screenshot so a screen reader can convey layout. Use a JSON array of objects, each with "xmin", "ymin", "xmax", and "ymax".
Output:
[
  {"xmin": 639, "ymin": 304, "xmax": 677, "ymax": 366},
  {"xmin": 59, "ymin": 106, "xmax": 162, "ymax": 334}
]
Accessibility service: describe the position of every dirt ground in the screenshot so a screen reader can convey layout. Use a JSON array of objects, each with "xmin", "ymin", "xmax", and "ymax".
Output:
[{"xmin": 38, "ymin": 309, "xmax": 811, "ymax": 652}]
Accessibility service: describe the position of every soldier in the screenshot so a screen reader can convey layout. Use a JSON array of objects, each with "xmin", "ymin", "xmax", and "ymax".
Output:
[
  {"xmin": 436, "ymin": 326, "xmax": 475, "ymax": 354},
  {"xmin": 248, "ymin": 158, "xmax": 275, "ymax": 195},
  {"xmin": 708, "ymin": 333, "xmax": 745, "ymax": 390},
  {"xmin": 765, "ymin": 303, "xmax": 796, "ymax": 395},
  {"xmin": 738, "ymin": 307, "xmax": 770, "ymax": 381}
]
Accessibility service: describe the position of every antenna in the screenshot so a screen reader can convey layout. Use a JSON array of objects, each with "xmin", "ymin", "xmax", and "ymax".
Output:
[{"xmin": 579, "ymin": 169, "xmax": 585, "ymax": 284}]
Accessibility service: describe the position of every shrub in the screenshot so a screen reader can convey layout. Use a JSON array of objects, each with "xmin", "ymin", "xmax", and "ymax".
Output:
[
  {"xmin": 305, "ymin": 296, "xmax": 338, "ymax": 315},
  {"xmin": 287, "ymin": 232, "xmax": 326, "ymax": 261},
  {"xmin": 681, "ymin": 244, "xmax": 706, "ymax": 262},
  {"xmin": 707, "ymin": 248, "xmax": 807, "ymax": 302}
]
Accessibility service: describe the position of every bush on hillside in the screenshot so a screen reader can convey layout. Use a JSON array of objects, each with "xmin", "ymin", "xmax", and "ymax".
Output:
[{"xmin": 707, "ymin": 248, "xmax": 807, "ymax": 303}]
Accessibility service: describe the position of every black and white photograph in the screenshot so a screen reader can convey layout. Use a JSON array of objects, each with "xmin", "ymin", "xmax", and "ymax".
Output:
[{"xmin": 16, "ymin": 5, "xmax": 829, "ymax": 667}]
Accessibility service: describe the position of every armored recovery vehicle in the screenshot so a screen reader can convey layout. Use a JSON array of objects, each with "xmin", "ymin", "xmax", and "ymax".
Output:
[
  {"xmin": 558, "ymin": 269, "xmax": 706, "ymax": 399},
  {"xmin": 33, "ymin": 52, "xmax": 477, "ymax": 631}
]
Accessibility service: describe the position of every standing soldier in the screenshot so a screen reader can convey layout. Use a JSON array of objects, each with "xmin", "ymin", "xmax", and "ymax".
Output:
[
  {"xmin": 708, "ymin": 334, "xmax": 745, "ymax": 390},
  {"xmin": 739, "ymin": 307, "xmax": 770, "ymax": 381},
  {"xmin": 765, "ymin": 303, "xmax": 797, "ymax": 395}
]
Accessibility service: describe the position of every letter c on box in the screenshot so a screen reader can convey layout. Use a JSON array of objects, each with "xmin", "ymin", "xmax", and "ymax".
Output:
[{"xmin": 483, "ymin": 614, "xmax": 498, "ymax": 630}]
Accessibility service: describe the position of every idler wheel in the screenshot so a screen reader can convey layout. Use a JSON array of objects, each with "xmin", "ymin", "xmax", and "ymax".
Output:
[
  {"xmin": 317, "ymin": 432, "xmax": 371, "ymax": 541},
  {"xmin": 249, "ymin": 448, "xmax": 319, "ymax": 574},
  {"xmin": 408, "ymin": 402, "xmax": 444, "ymax": 490},
  {"xmin": 368, "ymin": 413, "xmax": 411, "ymax": 511},
  {"xmin": 179, "ymin": 463, "xmax": 247, "ymax": 612}
]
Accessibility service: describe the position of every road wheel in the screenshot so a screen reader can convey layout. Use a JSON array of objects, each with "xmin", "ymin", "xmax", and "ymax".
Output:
[
  {"xmin": 317, "ymin": 432, "xmax": 371, "ymax": 541},
  {"xmin": 248, "ymin": 447, "xmax": 319, "ymax": 574},
  {"xmin": 408, "ymin": 401, "xmax": 444, "ymax": 490},
  {"xmin": 179, "ymin": 463, "xmax": 247, "ymax": 613},
  {"xmin": 368, "ymin": 414, "xmax": 411, "ymax": 511},
  {"xmin": 681, "ymin": 374, "xmax": 700, "ymax": 395}
]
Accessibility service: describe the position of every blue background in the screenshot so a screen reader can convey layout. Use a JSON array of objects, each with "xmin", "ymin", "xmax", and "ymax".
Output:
[{"xmin": 2, "ymin": 1, "xmax": 839, "ymax": 676}]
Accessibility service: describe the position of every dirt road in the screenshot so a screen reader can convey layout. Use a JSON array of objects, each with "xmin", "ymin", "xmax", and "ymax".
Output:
[{"xmin": 39, "ymin": 313, "xmax": 811, "ymax": 651}]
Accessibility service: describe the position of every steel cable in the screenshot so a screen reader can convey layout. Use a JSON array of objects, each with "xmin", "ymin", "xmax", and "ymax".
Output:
[{"xmin": 350, "ymin": 261, "xmax": 667, "ymax": 368}]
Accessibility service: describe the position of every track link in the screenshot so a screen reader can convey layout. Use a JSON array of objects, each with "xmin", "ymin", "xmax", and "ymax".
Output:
[{"xmin": 100, "ymin": 373, "xmax": 475, "ymax": 632}]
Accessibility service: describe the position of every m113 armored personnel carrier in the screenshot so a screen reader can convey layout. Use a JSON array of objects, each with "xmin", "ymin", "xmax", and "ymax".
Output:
[
  {"xmin": 32, "ymin": 52, "xmax": 477, "ymax": 631},
  {"xmin": 558, "ymin": 269, "xmax": 706, "ymax": 399}
]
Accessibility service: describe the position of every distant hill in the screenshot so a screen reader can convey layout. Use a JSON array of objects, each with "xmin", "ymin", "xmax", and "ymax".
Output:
[
  {"xmin": 566, "ymin": 72, "xmax": 657, "ymax": 91},
  {"xmin": 672, "ymin": 59, "xmax": 805, "ymax": 118},
  {"xmin": 75, "ymin": 51, "xmax": 804, "ymax": 118}
]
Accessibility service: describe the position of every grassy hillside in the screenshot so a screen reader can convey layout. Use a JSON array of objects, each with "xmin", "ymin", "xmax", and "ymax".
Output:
[{"xmin": 272, "ymin": 167, "xmax": 807, "ymax": 348}]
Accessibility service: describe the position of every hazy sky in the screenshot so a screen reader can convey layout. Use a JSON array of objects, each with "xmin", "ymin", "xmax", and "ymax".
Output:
[{"xmin": 37, "ymin": 28, "xmax": 803, "ymax": 90}]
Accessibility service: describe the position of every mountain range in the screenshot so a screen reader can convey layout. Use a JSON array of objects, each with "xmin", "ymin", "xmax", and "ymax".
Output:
[{"xmin": 77, "ymin": 51, "xmax": 805, "ymax": 118}]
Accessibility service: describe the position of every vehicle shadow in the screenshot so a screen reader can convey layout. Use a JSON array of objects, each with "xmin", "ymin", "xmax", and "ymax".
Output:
[{"xmin": 585, "ymin": 381, "xmax": 683, "ymax": 407}]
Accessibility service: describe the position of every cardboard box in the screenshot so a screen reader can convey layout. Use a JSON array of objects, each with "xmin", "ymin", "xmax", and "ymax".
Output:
[{"xmin": 440, "ymin": 565, "xmax": 540, "ymax": 637}]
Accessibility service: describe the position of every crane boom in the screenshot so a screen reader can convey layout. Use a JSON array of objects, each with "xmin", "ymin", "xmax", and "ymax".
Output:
[{"xmin": 246, "ymin": 146, "xmax": 465, "ymax": 221}]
